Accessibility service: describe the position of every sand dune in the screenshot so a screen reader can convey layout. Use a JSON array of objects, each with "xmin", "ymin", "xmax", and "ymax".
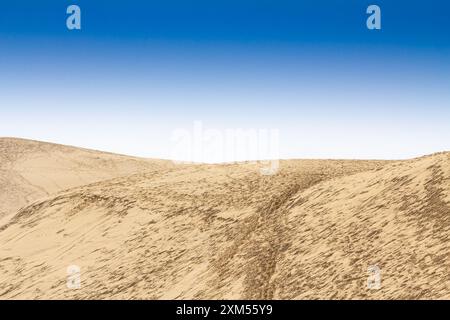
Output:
[
  {"xmin": 0, "ymin": 139, "xmax": 448, "ymax": 299},
  {"xmin": 0, "ymin": 138, "xmax": 172, "ymax": 224}
]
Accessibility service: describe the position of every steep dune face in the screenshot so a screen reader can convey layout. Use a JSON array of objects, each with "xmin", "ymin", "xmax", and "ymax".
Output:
[
  {"xmin": 0, "ymin": 158, "xmax": 385, "ymax": 299},
  {"xmin": 0, "ymin": 138, "xmax": 172, "ymax": 222},
  {"xmin": 0, "ymin": 142, "xmax": 448, "ymax": 299}
]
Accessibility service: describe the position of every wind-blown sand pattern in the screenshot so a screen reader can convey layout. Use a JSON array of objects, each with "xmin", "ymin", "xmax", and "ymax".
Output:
[
  {"xmin": 0, "ymin": 138, "xmax": 172, "ymax": 225},
  {"xmin": 0, "ymin": 138, "xmax": 448, "ymax": 299}
]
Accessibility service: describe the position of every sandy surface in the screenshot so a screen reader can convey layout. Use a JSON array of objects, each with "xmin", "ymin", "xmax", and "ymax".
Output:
[
  {"xmin": 0, "ymin": 138, "xmax": 448, "ymax": 299},
  {"xmin": 0, "ymin": 138, "xmax": 172, "ymax": 224}
]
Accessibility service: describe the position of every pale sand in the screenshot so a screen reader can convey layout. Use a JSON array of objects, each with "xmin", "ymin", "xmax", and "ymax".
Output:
[
  {"xmin": 0, "ymin": 138, "xmax": 172, "ymax": 225},
  {"xmin": 0, "ymin": 138, "xmax": 448, "ymax": 299}
]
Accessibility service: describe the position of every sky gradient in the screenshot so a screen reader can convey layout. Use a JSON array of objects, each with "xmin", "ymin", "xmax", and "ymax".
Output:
[{"xmin": 1, "ymin": 1, "xmax": 449, "ymax": 161}]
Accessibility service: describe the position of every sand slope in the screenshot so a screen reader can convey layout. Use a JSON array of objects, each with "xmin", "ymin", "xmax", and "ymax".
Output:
[
  {"xmin": 0, "ymin": 139, "xmax": 448, "ymax": 299},
  {"xmin": 0, "ymin": 138, "xmax": 171, "ymax": 224},
  {"xmin": 274, "ymin": 152, "xmax": 450, "ymax": 299}
]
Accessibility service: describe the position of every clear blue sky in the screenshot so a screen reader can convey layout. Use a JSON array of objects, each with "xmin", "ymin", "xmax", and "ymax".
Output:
[{"xmin": 1, "ymin": 1, "xmax": 449, "ymax": 160}]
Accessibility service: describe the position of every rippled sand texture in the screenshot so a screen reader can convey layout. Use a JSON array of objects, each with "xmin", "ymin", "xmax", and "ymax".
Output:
[
  {"xmin": 0, "ymin": 138, "xmax": 172, "ymax": 225},
  {"xmin": 0, "ymin": 138, "xmax": 448, "ymax": 299}
]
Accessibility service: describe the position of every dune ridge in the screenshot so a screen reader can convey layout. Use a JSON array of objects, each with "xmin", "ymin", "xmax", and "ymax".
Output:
[
  {"xmin": 0, "ymin": 138, "xmax": 448, "ymax": 299},
  {"xmin": 0, "ymin": 138, "xmax": 172, "ymax": 224}
]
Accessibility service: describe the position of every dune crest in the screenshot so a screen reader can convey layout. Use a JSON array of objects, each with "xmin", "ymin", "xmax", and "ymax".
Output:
[
  {"xmin": 0, "ymin": 138, "xmax": 172, "ymax": 223},
  {"xmin": 0, "ymin": 139, "xmax": 448, "ymax": 299}
]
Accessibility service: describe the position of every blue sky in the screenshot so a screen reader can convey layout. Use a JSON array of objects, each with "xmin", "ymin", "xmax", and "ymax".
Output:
[{"xmin": 1, "ymin": 1, "xmax": 449, "ymax": 160}]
